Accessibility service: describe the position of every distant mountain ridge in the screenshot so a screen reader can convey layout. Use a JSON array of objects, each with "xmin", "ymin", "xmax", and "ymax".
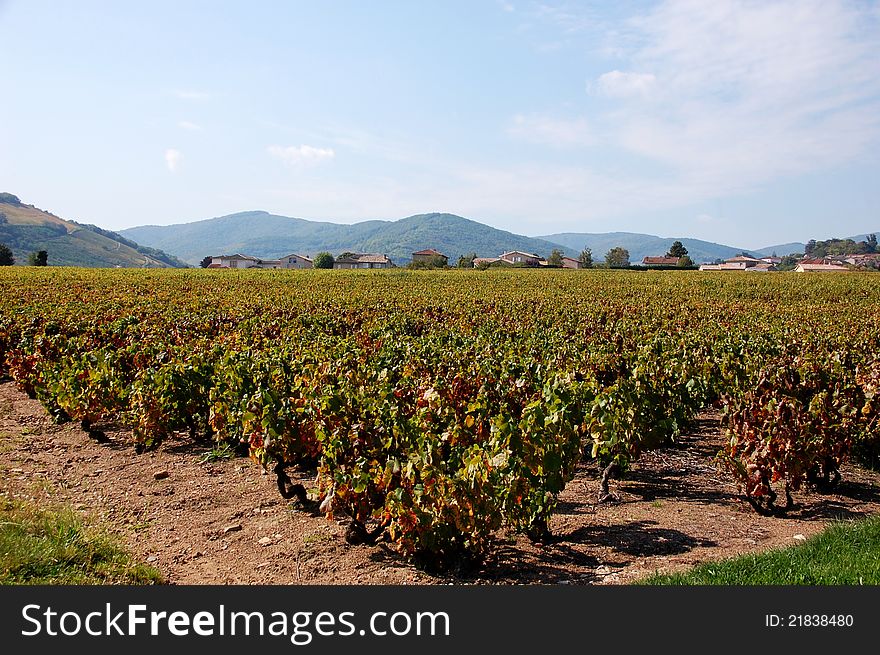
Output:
[
  {"xmin": 121, "ymin": 211, "xmax": 576, "ymax": 265},
  {"xmin": 121, "ymin": 209, "xmax": 880, "ymax": 267},
  {"xmin": 0, "ymin": 193, "xmax": 187, "ymax": 268}
]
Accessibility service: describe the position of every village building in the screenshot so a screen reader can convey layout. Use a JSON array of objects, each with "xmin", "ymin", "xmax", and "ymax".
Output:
[
  {"xmin": 210, "ymin": 254, "xmax": 260, "ymax": 268},
  {"xmin": 498, "ymin": 251, "xmax": 544, "ymax": 266},
  {"xmin": 333, "ymin": 253, "xmax": 394, "ymax": 269},
  {"xmin": 641, "ymin": 256, "xmax": 681, "ymax": 267},
  {"xmin": 560, "ymin": 256, "xmax": 582, "ymax": 269},
  {"xmin": 279, "ymin": 253, "xmax": 313, "ymax": 269},
  {"xmin": 795, "ymin": 262, "xmax": 849, "ymax": 272},
  {"xmin": 699, "ymin": 254, "xmax": 776, "ymax": 271},
  {"xmin": 411, "ymin": 248, "xmax": 448, "ymax": 266}
]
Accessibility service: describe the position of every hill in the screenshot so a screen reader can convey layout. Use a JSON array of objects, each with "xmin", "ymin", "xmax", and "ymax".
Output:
[
  {"xmin": 753, "ymin": 242, "xmax": 806, "ymax": 257},
  {"xmin": 120, "ymin": 211, "xmax": 574, "ymax": 265},
  {"xmin": 755, "ymin": 232, "xmax": 879, "ymax": 258},
  {"xmin": 0, "ymin": 193, "xmax": 188, "ymax": 268},
  {"xmin": 539, "ymin": 232, "xmax": 753, "ymax": 264}
]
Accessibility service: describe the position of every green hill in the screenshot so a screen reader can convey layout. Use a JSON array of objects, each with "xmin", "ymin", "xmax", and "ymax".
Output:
[
  {"xmin": 0, "ymin": 193, "xmax": 188, "ymax": 268},
  {"xmin": 539, "ymin": 232, "xmax": 754, "ymax": 265},
  {"xmin": 120, "ymin": 211, "xmax": 574, "ymax": 265}
]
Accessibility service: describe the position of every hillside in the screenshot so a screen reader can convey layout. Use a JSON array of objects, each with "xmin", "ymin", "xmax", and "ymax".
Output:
[
  {"xmin": 0, "ymin": 193, "xmax": 188, "ymax": 268},
  {"xmin": 755, "ymin": 231, "xmax": 879, "ymax": 258},
  {"xmin": 753, "ymin": 242, "xmax": 806, "ymax": 257},
  {"xmin": 121, "ymin": 211, "xmax": 574, "ymax": 265},
  {"xmin": 539, "ymin": 232, "xmax": 753, "ymax": 264}
]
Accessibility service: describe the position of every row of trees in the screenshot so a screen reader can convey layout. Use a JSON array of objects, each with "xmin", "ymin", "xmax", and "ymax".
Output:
[
  {"xmin": 0, "ymin": 243, "xmax": 47, "ymax": 266},
  {"xmin": 805, "ymin": 234, "xmax": 877, "ymax": 257}
]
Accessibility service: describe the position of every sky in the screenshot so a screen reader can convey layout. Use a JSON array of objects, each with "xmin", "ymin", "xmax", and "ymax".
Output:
[{"xmin": 1, "ymin": 0, "xmax": 878, "ymax": 249}]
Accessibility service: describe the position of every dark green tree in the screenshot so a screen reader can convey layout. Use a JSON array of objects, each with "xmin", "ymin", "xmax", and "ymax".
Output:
[
  {"xmin": 579, "ymin": 247, "xmax": 593, "ymax": 269},
  {"xmin": 313, "ymin": 252, "xmax": 334, "ymax": 269},
  {"xmin": 547, "ymin": 249, "xmax": 564, "ymax": 267},
  {"xmin": 605, "ymin": 247, "xmax": 630, "ymax": 269},
  {"xmin": 457, "ymin": 252, "xmax": 477, "ymax": 268},
  {"xmin": 677, "ymin": 255, "xmax": 694, "ymax": 268},
  {"xmin": 199, "ymin": 256, "xmax": 213, "ymax": 268},
  {"xmin": 666, "ymin": 241, "xmax": 688, "ymax": 258},
  {"xmin": 27, "ymin": 250, "xmax": 48, "ymax": 266},
  {"xmin": 867, "ymin": 234, "xmax": 877, "ymax": 253},
  {"xmin": 0, "ymin": 243, "xmax": 14, "ymax": 266}
]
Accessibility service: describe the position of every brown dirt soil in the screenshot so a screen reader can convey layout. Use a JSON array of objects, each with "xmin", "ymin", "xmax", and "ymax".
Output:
[{"xmin": 2, "ymin": 380, "xmax": 879, "ymax": 585}]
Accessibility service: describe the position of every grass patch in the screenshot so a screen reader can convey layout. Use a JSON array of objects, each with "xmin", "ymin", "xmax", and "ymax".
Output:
[
  {"xmin": 198, "ymin": 442, "xmax": 239, "ymax": 463},
  {"xmin": 639, "ymin": 515, "xmax": 880, "ymax": 585},
  {"xmin": 0, "ymin": 497, "xmax": 163, "ymax": 585}
]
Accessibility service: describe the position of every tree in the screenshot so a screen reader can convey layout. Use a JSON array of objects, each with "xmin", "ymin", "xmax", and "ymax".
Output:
[
  {"xmin": 199, "ymin": 256, "xmax": 213, "ymax": 268},
  {"xmin": 457, "ymin": 252, "xmax": 476, "ymax": 268},
  {"xmin": 579, "ymin": 247, "xmax": 593, "ymax": 269},
  {"xmin": 605, "ymin": 247, "xmax": 630, "ymax": 269},
  {"xmin": 0, "ymin": 243, "xmax": 13, "ymax": 266},
  {"xmin": 777, "ymin": 254, "xmax": 801, "ymax": 271},
  {"xmin": 666, "ymin": 241, "xmax": 688, "ymax": 258},
  {"xmin": 313, "ymin": 252, "xmax": 334, "ymax": 269},
  {"xmin": 805, "ymin": 239, "xmax": 817, "ymax": 256},
  {"xmin": 677, "ymin": 255, "xmax": 694, "ymax": 268},
  {"xmin": 28, "ymin": 250, "xmax": 48, "ymax": 266},
  {"xmin": 407, "ymin": 255, "xmax": 447, "ymax": 270},
  {"xmin": 867, "ymin": 234, "xmax": 877, "ymax": 253},
  {"xmin": 547, "ymin": 249, "xmax": 564, "ymax": 267}
]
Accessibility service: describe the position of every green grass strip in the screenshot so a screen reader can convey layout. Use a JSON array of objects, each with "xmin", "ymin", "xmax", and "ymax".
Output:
[
  {"xmin": 639, "ymin": 515, "xmax": 880, "ymax": 585},
  {"xmin": 0, "ymin": 497, "xmax": 162, "ymax": 585}
]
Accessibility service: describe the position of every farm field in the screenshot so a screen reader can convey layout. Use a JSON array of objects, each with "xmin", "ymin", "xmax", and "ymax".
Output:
[{"xmin": 1, "ymin": 268, "xmax": 879, "ymax": 583}]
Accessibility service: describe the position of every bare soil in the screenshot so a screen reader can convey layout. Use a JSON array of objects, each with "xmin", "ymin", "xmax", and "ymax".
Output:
[{"xmin": 2, "ymin": 380, "xmax": 878, "ymax": 585}]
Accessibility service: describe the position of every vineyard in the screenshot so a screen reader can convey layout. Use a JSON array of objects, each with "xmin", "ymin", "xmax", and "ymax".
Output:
[{"xmin": 1, "ymin": 268, "xmax": 878, "ymax": 569}]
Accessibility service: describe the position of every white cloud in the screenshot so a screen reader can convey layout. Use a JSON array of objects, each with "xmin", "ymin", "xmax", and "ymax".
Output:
[
  {"xmin": 508, "ymin": 114, "xmax": 593, "ymax": 148},
  {"xmin": 178, "ymin": 121, "xmax": 202, "ymax": 131},
  {"xmin": 165, "ymin": 148, "xmax": 182, "ymax": 172},
  {"xmin": 267, "ymin": 144, "xmax": 335, "ymax": 168},
  {"xmin": 595, "ymin": 70, "xmax": 656, "ymax": 97},
  {"xmin": 592, "ymin": 0, "xmax": 880, "ymax": 203}
]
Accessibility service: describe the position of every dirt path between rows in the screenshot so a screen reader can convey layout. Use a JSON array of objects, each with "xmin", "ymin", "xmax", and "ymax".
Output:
[{"xmin": 2, "ymin": 380, "xmax": 879, "ymax": 585}]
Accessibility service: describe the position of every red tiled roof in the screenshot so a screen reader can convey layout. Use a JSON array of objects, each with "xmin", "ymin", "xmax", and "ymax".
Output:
[
  {"xmin": 642, "ymin": 256, "xmax": 680, "ymax": 265},
  {"xmin": 412, "ymin": 249, "xmax": 446, "ymax": 257}
]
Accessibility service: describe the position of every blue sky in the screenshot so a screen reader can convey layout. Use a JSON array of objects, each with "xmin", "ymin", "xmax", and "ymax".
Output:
[{"xmin": 1, "ymin": 0, "xmax": 878, "ymax": 249}]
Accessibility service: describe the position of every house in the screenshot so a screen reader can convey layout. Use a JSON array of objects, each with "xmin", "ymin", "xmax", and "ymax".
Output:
[
  {"xmin": 699, "ymin": 254, "xmax": 769, "ymax": 271},
  {"xmin": 725, "ymin": 255, "xmax": 763, "ymax": 267},
  {"xmin": 251, "ymin": 259, "xmax": 282, "ymax": 269},
  {"xmin": 209, "ymin": 254, "xmax": 283, "ymax": 269},
  {"xmin": 560, "ymin": 256, "xmax": 582, "ymax": 269},
  {"xmin": 210, "ymin": 254, "xmax": 260, "ymax": 269},
  {"xmin": 641, "ymin": 256, "xmax": 681, "ymax": 267},
  {"xmin": 698, "ymin": 262, "xmax": 751, "ymax": 271},
  {"xmin": 411, "ymin": 249, "xmax": 448, "ymax": 266},
  {"xmin": 795, "ymin": 262, "xmax": 849, "ymax": 272},
  {"xmin": 760, "ymin": 256, "xmax": 782, "ymax": 265},
  {"xmin": 472, "ymin": 257, "xmax": 500, "ymax": 267},
  {"xmin": 333, "ymin": 253, "xmax": 394, "ymax": 269},
  {"xmin": 499, "ymin": 251, "xmax": 544, "ymax": 266},
  {"xmin": 841, "ymin": 253, "xmax": 880, "ymax": 267},
  {"xmin": 279, "ymin": 253, "xmax": 313, "ymax": 269}
]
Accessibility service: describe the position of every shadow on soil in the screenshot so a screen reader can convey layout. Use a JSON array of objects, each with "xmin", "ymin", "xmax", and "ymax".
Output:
[{"xmin": 564, "ymin": 519, "xmax": 716, "ymax": 557}]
